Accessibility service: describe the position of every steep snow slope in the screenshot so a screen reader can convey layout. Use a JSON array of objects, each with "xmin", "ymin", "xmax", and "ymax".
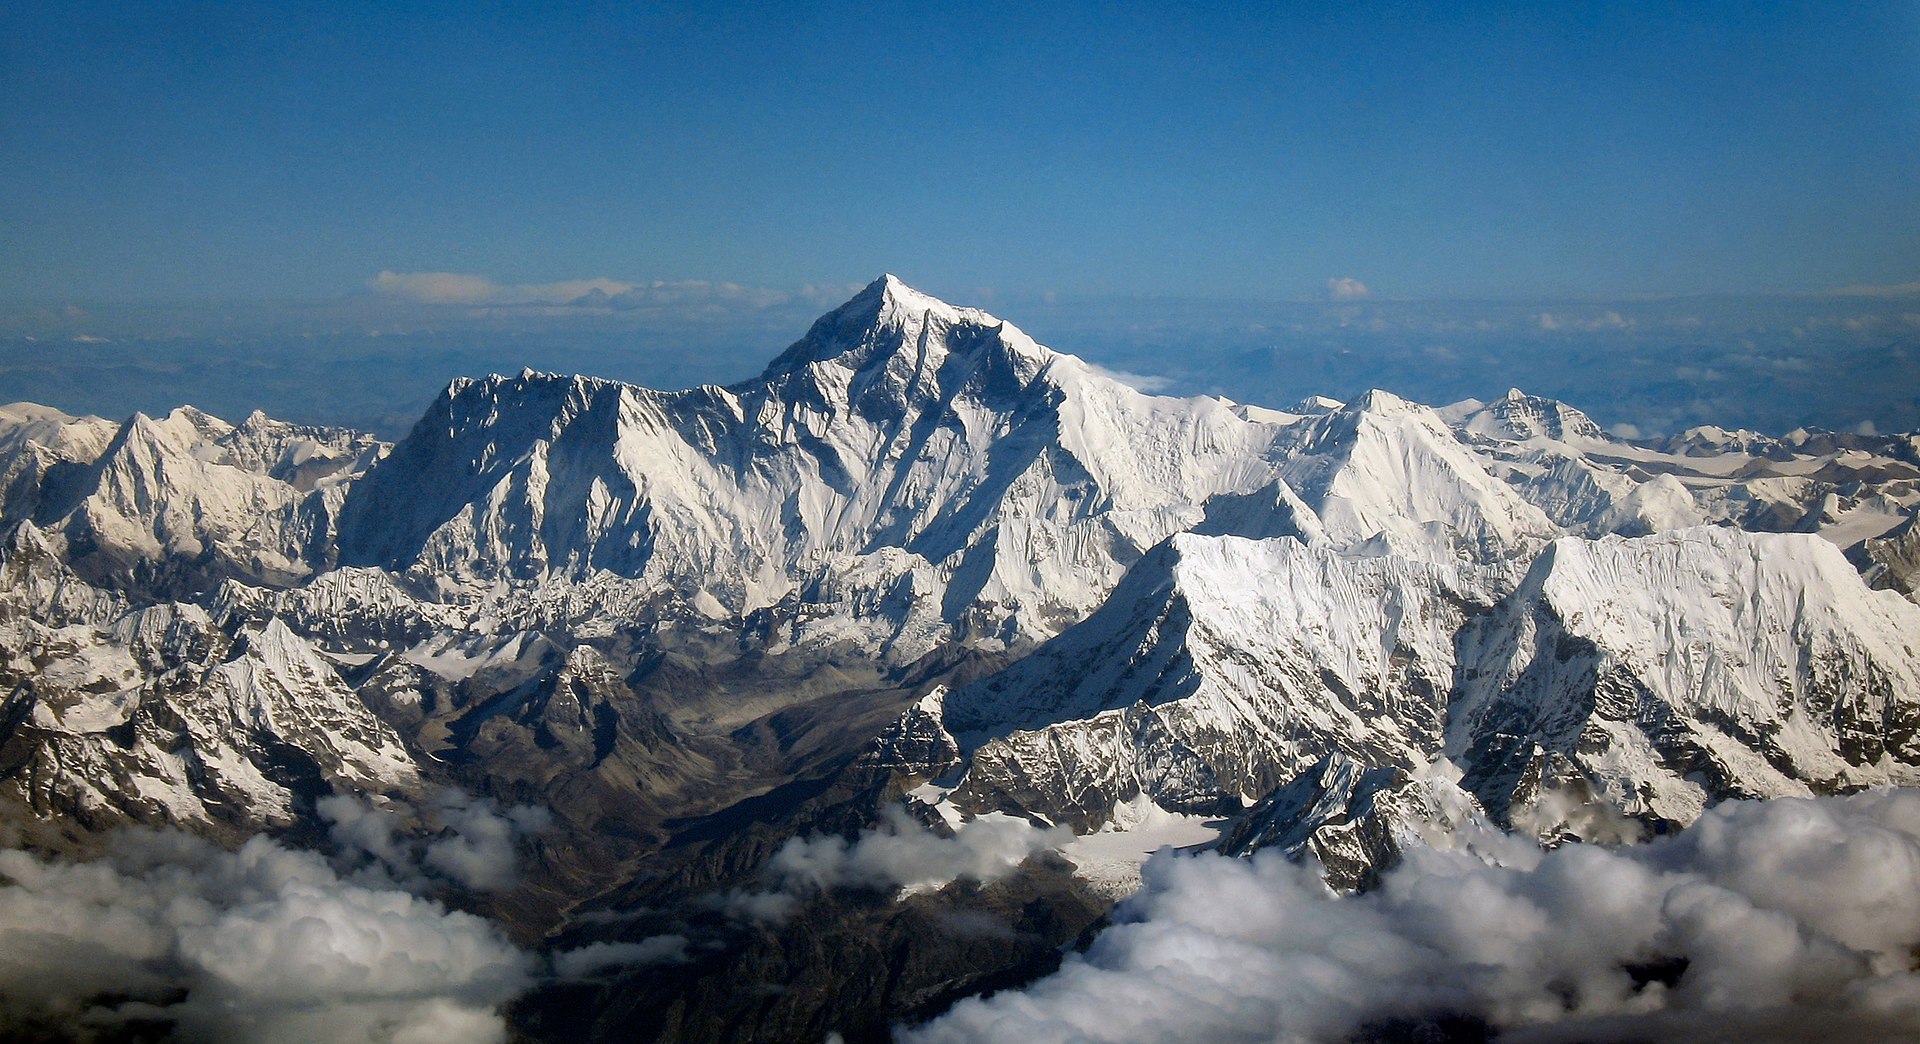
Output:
[
  {"xmin": 1453, "ymin": 389, "xmax": 1708, "ymax": 537},
  {"xmin": 8, "ymin": 405, "xmax": 384, "ymax": 596},
  {"xmin": 0, "ymin": 402, "xmax": 117, "ymax": 462},
  {"xmin": 57, "ymin": 410, "xmax": 319, "ymax": 587},
  {"xmin": 1451, "ymin": 526, "xmax": 1920, "ymax": 827},
  {"xmin": 1276, "ymin": 390, "xmax": 1561, "ymax": 559},
  {"xmin": 0, "ymin": 403, "xmax": 119, "ymax": 531},
  {"xmin": 893, "ymin": 521, "xmax": 1920, "ymax": 860},
  {"xmin": 0, "ymin": 524, "xmax": 417, "ymax": 834},
  {"xmin": 897, "ymin": 532, "xmax": 1496, "ymax": 829},
  {"xmin": 338, "ymin": 276, "xmax": 1304, "ymax": 644}
]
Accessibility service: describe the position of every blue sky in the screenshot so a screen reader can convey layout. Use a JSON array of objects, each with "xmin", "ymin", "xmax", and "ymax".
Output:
[
  {"xmin": 2, "ymin": 2, "xmax": 1918, "ymax": 439},
  {"xmin": 4, "ymin": 1, "xmax": 1917, "ymax": 303}
]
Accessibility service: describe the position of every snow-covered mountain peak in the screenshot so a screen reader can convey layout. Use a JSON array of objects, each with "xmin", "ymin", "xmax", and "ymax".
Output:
[
  {"xmin": 917, "ymin": 530, "xmax": 1499, "ymax": 828},
  {"xmin": 1346, "ymin": 388, "xmax": 1418, "ymax": 415},
  {"xmin": 105, "ymin": 406, "xmax": 256, "ymax": 467},
  {"xmin": 334, "ymin": 279, "xmax": 1314, "ymax": 639},
  {"xmin": 1451, "ymin": 524, "xmax": 1920, "ymax": 826},
  {"xmin": 1459, "ymin": 388, "xmax": 1608, "ymax": 445},
  {"xmin": 756, "ymin": 275, "xmax": 1056, "ymax": 391},
  {"xmin": 156, "ymin": 405, "xmax": 237, "ymax": 448},
  {"xmin": 0, "ymin": 402, "xmax": 117, "ymax": 462},
  {"xmin": 1279, "ymin": 387, "xmax": 1562, "ymax": 557},
  {"xmin": 873, "ymin": 272, "xmax": 961, "ymax": 321},
  {"xmin": 1525, "ymin": 526, "xmax": 1919, "ymax": 639},
  {"xmin": 1292, "ymin": 395, "xmax": 1346, "ymax": 414}
]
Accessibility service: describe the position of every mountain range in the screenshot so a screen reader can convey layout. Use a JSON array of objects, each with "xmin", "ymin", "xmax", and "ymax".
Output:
[{"xmin": 1, "ymin": 276, "xmax": 1917, "ymax": 1041}]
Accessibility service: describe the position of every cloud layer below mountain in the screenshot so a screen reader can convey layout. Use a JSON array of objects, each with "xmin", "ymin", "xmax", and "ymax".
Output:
[
  {"xmin": 0, "ymin": 831, "xmax": 532, "ymax": 1043},
  {"xmin": 910, "ymin": 790, "xmax": 1920, "ymax": 1043},
  {"xmin": 0, "ymin": 790, "xmax": 555, "ymax": 1042},
  {"xmin": 716, "ymin": 809, "xmax": 1071, "ymax": 923}
]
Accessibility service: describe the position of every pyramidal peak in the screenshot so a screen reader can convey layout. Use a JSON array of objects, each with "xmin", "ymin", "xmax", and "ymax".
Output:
[
  {"xmin": 757, "ymin": 275, "xmax": 1055, "ymax": 383},
  {"xmin": 1346, "ymin": 388, "xmax": 1417, "ymax": 414},
  {"xmin": 1461, "ymin": 387, "xmax": 1608, "ymax": 445},
  {"xmin": 872, "ymin": 272, "xmax": 964, "ymax": 323},
  {"xmin": 116, "ymin": 408, "xmax": 213, "ymax": 458}
]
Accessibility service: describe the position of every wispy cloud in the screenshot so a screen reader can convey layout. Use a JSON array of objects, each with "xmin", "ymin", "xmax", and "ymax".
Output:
[
  {"xmin": 1536, "ymin": 309, "xmax": 1632, "ymax": 332},
  {"xmin": 1822, "ymin": 282, "xmax": 1920, "ymax": 298},
  {"xmin": 716, "ymin": 809, "xmax": 1070, "ymax": 924},
  {"xmin": 1084, "ymin": 362, "xmax": 1176, "ymax": 394},
  {"xmin": 370, "ymin": 271, "xmax": 638, "ymax": 306},
  {"xmin": 551, "ymin": 936, "xmax": 691, "ymax": 980},
  {"xmin": 369, "ymin": 270, "xmax": 865, "ymax": 313},
  {"xmin": 321, "ymin": 789, "xmax": 552, "ymax": 892}
]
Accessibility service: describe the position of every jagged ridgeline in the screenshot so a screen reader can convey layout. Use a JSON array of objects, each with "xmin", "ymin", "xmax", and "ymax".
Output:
[{"xmin": 0, "ymin": 277, "xmax": 1918, "ymax": 1040}]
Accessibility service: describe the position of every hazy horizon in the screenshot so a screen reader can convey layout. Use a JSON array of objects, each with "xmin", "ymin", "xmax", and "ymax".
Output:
[
  {"xmin": 8, "ymin": 2, "xmax": 1917, "ymax": 438},
  {"xmin": 3, "ymin": 275, "xmax": 1916, "ymax": 441}
]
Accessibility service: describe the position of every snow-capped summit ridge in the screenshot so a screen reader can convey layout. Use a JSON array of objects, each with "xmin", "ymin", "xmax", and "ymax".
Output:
[
  {"xmin": 755, "ymin": 274, "xmax": 1055, "ymax": 386},
  {"xmin": 1460, "ymin": 388, "xmax": 1608, "ymax": 445},
  {"xmin": 919, "ymin": 530, "xmax": 1499, "ymax": 829},
  {"xmin": 1450, "ymin": 524, "xmax": 1920, "ymax": 826},
  {"xmin": 1348, "ymin": 388, "xmax": 1416, "ymax": 414},
  {"xmin": 873, "ymin": 273, "xmax": 963, "ymax": 322},
  {"xmin": 335, "ymin": 277, "xmax": 1317, "ymax": 641}
]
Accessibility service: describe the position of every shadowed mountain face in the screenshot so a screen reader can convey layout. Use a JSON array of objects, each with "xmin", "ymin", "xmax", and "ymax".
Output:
[{"xmin": 0, "ymin": 278, "xmax": 1917, "ymax": 1040}]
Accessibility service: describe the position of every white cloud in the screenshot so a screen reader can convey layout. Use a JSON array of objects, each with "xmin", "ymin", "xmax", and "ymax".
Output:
[
  {"xmin": 370, "ymin": 270, "xmax": 639, "ymax": 306},
  {"xmin": 1327, "ymin": 277, "xmax": 1370, "ymax": 300},
  {"xmin": 909, "ymin": 791, "xmax": 1920, "ymax": 1043},
  {"xmin": 552, "ymin": 936, "xmax": 691, "ymax": 979},
  {"xmin": 770, "ymin": 809, "xmax": 1069, "ymax": 895},
  {"xmin": 319, "ymin": 789, "xmax": 551, "ymax": 892},
  {"xmin": 711, "ymin": 887, "xmax": 801, "ymax": 924},
  {"xmin": 370, "ymin": 271, "xmax": 507, "ymax": 305},
  {"xmin": 422, "ymin": 792, "xmax": 553, "ymax": 891},
  {"xmin": 369, "ymin": 270, "xmax": 842, "ymax": 315},
  {"xmin": 1084, "ymin": 362, "xmax": 1176, "ymax": 394},
  {"xmin": 0, "ymin": 831, "xmax": 533, "ymax": 1042},
  {"xmin": 719, "ymin": 808, "xmax": 1070, "ymax": 923}
]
